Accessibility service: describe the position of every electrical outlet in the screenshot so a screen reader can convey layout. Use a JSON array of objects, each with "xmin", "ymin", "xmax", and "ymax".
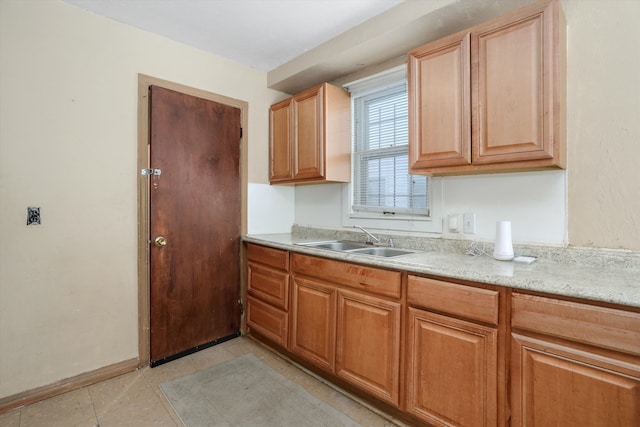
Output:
[
  {"xmin": 463, "ymin": 212, "xmax": 476, "ymax": 234},
  {"xmin": 448, "ymin": 214, "xmax": 459, "ymax": 232},
  {"xmin": 27, "ymin": 207, "xmax": 40, "ymax": 225}
]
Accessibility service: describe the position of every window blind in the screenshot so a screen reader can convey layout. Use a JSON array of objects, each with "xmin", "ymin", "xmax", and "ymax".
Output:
[{"xmin": 348, "ymin": 69, "xmax": 429, "ymax": 216}]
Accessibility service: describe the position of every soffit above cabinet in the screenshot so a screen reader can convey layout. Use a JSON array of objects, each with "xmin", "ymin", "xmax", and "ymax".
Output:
[{"xmin": 269, "ymin": 0, "xmax": 539, "ymax": 94}]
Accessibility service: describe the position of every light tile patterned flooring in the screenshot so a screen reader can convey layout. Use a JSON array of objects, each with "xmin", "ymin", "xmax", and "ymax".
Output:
[{"xmin": 0, "ymin": 337, "xmax": 402, "ymax": 427}]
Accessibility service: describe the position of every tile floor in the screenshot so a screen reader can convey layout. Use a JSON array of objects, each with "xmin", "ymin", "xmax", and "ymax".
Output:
[{"xmin": 0, "ymin": 337, "xmax": 403, "ymax": 427}]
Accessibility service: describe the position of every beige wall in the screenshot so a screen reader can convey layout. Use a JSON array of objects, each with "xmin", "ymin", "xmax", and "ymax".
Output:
[
  {"xmin": 0, "ymin": 0, "xmax": 281, "ymax": 399},
  {"xmin": 563, "ymin": 0, "xmax": 640, "ymax": 250}
]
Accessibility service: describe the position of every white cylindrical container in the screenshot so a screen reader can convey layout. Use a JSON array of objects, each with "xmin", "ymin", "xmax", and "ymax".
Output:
[{"xmin": 493, "ymin": 221, "xmax": 514, "ymax": 261}]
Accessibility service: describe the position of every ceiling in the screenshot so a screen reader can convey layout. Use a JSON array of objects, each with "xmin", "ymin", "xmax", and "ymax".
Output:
[
  {"xmin": 60, "ymin": 0, "xmax": 405, "ymax": 72},
  {"xmin": 59, "ymin": 0, "xmax": 537, "ymax": 93}
]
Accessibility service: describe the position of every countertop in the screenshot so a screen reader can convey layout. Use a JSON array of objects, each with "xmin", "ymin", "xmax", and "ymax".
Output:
[{"xmin": 243, "ymin": 233, "xmax": 640, "ymax": 309}]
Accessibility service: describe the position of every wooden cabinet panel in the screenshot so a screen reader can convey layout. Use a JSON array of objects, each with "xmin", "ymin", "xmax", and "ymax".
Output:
[
  {"xmin": 247, "ymin": 297, "xmax": 288, "ymax": 347},
  {"xmin": 512, "ymin": 293, "xmax": 640, "ymax": 356},
  {"xmin": 511, "ymin": 333, "xmax": 640, "ymax": 426},
  {"xmin": 291, "ymin": 253, "xmax": 401, "ymax": 299},
  {"xmin": 408, "ymin": 31, "xmax": 471, "ymax": 171},
  {"xmin": 472, "ymin": 2, "xmax": 555, "ymax": 165},
  {"xmin": 247, "ymin": 243, "xmax": 289, "ymax": 271},
  {"xmin": 293, "ymin": 86, "xmax": 324, "ymax": 180},
  {"xmin": 408, "ymin": 0, "xmax": 565, "ymax": 175},
  {"xmin": 336, "ymin": 290, "xmax": 401, "ymax": 406},
  {"xmin": 290, "ymin": 276, "xmax": 337, "ymax": 371},
  {"xmin": 408, "ymin": 275, "xmax": 499, "ymax": 325},
  {"xmin": 245, "ymin": 244, "xmax": 290, "ymax": 348},
  {"xmin": 269, "ymin": 83, "xmax": 350, "ymax": 184},
  {"xmin": 247, "ymin": 262, "xmax": 289, "ymax": 310},
  {"xmin": 269, "ymin": 99, "xmax": 293, "ymax": 182},
  {"xmin": 407, "ymin": 307, "xmax": 499, "ymax": 426}
]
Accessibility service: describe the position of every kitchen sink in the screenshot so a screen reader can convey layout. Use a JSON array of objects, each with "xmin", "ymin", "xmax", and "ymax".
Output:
[
  {"xmin": 297, "ymin": 240, "xmax": 421, "ymax": 257},
  {"xmin": 298, "ymin": 240, "xmax": 368, "ymax": 251},
  {"xmin": 349, "ymin": 247, "xmax": 421, "ymax": 257}
]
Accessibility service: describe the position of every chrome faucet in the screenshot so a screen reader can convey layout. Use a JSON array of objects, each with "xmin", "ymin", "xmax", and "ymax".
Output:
[{"xmin": 354, "ymin": 225, "xmax": 381, "ymax": 245}]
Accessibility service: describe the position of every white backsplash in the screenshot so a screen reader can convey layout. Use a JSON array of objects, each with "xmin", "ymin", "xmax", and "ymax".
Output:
[{"xmin": 286, "ymin": 170, "xmax": 567, "ymax": 245}]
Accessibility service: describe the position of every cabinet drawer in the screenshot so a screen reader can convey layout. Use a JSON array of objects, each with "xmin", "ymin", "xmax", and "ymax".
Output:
[
  {"xmin": 247, "ymin": 243, "xmax": 289, "ymax": 271},
  {"xmin": 408, "ymin": 275, "xmax": 499, "ymax": 325},
  {"xmin": 292, "ymin": 253, "xmax": 401, "ymax": 299},
  {"xmin": 247, "ymin": 297, "xmax": 288, "ymax": 348},
  {"xmin": 248, "ymin": 262, "xmax": 289, "ymax": 310},
  {"xmin": 512, "ymin": 293, "xmax": 640, "ymax": 356}
]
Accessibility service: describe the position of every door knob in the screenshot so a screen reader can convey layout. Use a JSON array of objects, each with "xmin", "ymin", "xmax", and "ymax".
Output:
[{"xmin": 154, "ymin": 236, "xmax": 167, "ymax": 247}]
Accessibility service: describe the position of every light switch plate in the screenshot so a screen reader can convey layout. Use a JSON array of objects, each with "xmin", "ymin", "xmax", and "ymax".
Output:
[{"xmin": 463, "ymin": 212, "xmax": 476, "ymax": 234}]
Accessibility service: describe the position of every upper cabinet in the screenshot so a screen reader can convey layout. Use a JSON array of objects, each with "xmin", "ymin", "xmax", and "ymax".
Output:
[
  {"xmin": 269, "ymin": 83, "xmax": 351, "ymax": 184},
  {"xmin": 409, "ymin": 0, "xmax": 566, "ymax": 176},
  {"xmin": 408, "ymin": 31, "xmax": 472, "ymax": 170}
]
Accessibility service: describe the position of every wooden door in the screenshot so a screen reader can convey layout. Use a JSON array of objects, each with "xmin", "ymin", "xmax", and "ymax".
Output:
[
  {"xmin": 408, "ymin": 31, "xmax": 471, "ymax": 171},
  {"xmin": 269, "ymin": 98, "xmax": 293, "ymax": 182},
  {"xmin": 336, "ymin": 290, "xmax": 401, "ymax": 406},
  {"xmin": 289, "ymin": 275, "xmax": 336, "ymax": 371},
  {"xmin": 149, "ymin": 86, "xmax": 241, "ymax": 365},
  {"xmin": 472, "ymin": 0, "xmax": 555, "ymax": 164},
  {"xmin": 293, "ymin": 84, "xmax": 324, "ymax": 180},
  {"xmin": 406, "ymin": 307, "xmax": 499, "ymax": 427}
]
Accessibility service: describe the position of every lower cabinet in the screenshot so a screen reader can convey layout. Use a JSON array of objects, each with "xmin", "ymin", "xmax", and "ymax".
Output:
[
  {"xmin": 407, "ymin": 308, "xmax": 498, "ymax": 426},
  {"xmin": 406, "ymin": 275, "xmax": 502, "ymax": 426},
  {"xmin": 290, "ymin": 253, "xmax": 403, "ymax": 407},
  {"xmin": 246, "ymin": 244, "xmax": 289, "ymax": 347},
  {"xmin": 246, "ymin": 244, "xmax": 640, "ymax": 426},
  {"xmin": 290, "ymin": 275, "xmax": 337, "ymax": 372},
  {"xmin": 336, "ymin": 290, "xmax": 401, "ymax": 406},
  {"xmin": 510, "ymin": 293, "xmax": 640, "ymax": 426}
]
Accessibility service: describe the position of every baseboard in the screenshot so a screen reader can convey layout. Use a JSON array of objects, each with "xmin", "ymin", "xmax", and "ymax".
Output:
[{"xmin": 0, "ymin": 357, "xmax": 139, "ymax": 414}]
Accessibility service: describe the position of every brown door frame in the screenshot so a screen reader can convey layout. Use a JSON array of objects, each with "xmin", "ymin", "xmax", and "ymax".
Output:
[{"xmin": 137, "ymin": 74, "xmax": 248, "ymax": 367}]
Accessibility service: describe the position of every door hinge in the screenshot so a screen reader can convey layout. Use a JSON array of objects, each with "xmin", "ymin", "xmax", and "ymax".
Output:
[
  {"xmin": 141, "ymin": 168, "xmax": 161, "ymax": 176},
  {"xmin": 238, "ymin": 299, "xmax": 244, "ymax": 316},
  {"xmin": 240, "ymin": 127, "xmax": 243, "ymax": 139}
]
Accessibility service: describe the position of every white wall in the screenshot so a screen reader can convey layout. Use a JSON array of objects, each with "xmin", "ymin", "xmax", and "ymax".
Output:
[
  {"xmin": 247, "ymin": 183, "xmax": 295, "ymax": 234},
  {"xmin": 295, "ymin": 171, "xmax": 566, "ymax": 245},
  {"xmin": 0, "ymin": 0, "xmax": 285, "ymax": 399}
]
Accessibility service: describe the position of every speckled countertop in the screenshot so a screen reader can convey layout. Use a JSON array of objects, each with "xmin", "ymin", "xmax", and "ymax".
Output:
[{"xmin": 243, "ymin": 231, "xmax": 640, "ymax": 309}]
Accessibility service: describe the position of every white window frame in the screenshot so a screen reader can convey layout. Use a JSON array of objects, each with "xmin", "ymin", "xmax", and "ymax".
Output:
[{"xmin": 342, "ymin": 65, "xmax": 443, "ymax": 234}]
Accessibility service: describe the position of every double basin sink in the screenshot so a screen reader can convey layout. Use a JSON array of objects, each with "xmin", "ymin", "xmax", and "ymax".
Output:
[{"xmin": 297, "ymin": 240, "xmax": 422, "ymax": 258}]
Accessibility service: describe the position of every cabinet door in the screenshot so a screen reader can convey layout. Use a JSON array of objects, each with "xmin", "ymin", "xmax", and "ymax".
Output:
[
  {"xmin": 407, "ymin": 307, "xmax": 499, "ymax": 427},
  {"xmin": 269, "ymin": 99, "xmax": 293, "ymax": 182},
  {"xmin": 290, "ymin": 276, "xmax": 336, "ymax": 371},
  {"xmin": 511, "ymin": 333, "xmax": 640, "ymax": 426},
  {"xmin": 336, "ymin": 290, "xmax": 401, "ymax": 406},
  {"xmin": 293, "ymin": 85, "xmax": 324, "ymax": 180},
  {"xmin": 472, "ymin": 0, "xmax": 556, "ymax": 165},
  {"xmin": 408, "ymin": 31, "xmax": 471, "ymax": 171}
]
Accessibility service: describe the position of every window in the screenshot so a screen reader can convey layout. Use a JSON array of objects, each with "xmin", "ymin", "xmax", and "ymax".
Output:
[{"xmin": 347, "ymin": 67, "xmax": 429, "ymax": 218}]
